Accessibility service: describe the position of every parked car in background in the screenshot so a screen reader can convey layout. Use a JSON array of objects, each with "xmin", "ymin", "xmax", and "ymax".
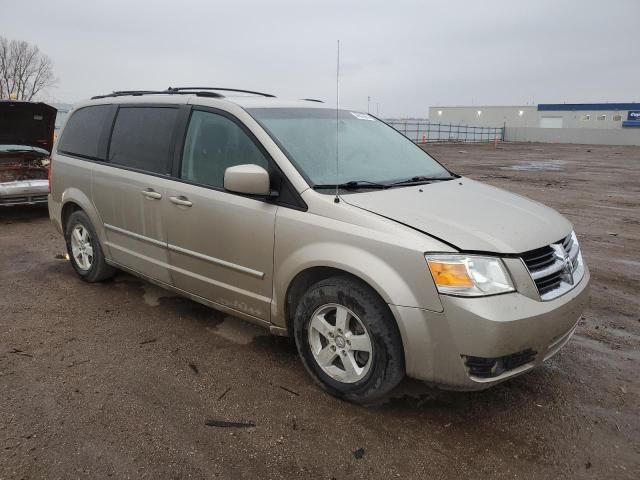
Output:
[
  {"xmin": 49, "ymin": 88, "xmax": 589, "ymax": 404},
  {"xmin": 0, "ymin": 101, "xmax": 56, "ymax": 206}
]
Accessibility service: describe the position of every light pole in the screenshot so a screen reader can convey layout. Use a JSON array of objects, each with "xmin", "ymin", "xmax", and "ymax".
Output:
[{"xmin": 367, "ymin": 96, "xmax": 371, "ymax": 114}]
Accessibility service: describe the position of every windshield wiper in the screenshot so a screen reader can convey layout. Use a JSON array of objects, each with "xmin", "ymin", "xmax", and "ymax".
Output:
[
  {"xmin": 390, "ymin": 175, "xmax": 455, "ymax": 186},
  {"xmin": 313, "ymin": 180, "xmax": 390, "ymax": 190}
]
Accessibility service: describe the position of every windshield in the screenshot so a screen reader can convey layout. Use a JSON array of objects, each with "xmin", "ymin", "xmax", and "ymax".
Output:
[
  {"xmin": 248, "ymin": 108, "xmax": 452, "ymax": 186},
  {"xmin": 0, "ymin": 144, "xmax": 49, "ymax": 155}
]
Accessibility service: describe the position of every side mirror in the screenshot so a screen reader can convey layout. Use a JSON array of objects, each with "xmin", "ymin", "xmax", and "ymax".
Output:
[{"xmin": 224, "ymin": 164, "xmax": 271, "ymax": 196}]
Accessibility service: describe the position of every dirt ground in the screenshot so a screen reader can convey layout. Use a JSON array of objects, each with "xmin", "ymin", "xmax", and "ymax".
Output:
[{"xmin": 1, "ymin": 142, "xmax": 638, "ymax": 479}]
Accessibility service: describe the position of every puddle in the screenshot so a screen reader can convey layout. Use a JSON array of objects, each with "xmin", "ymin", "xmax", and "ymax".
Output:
[
  {"xmin": 501, "ymin": 159, "xmax": 566, "ymax": 171},
  {"xmin": 207, "ymin": 316, "xmax": 267, "ymax": 345},
  {"xmin": 142, "ymin": 284, "xmax": 170, "ymax": 307}
]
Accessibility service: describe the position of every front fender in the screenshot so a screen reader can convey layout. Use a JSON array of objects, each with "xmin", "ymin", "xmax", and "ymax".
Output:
[{"xmin": 272, "ymin": 207, "xmax": 445, "ymax": 328}]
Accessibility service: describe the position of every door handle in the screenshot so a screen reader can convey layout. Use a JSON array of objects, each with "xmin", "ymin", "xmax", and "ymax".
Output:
[
  {"xmin": 169, "ymin": 195, "xmax": 193, "ymax": 207},
  {"xmin": 141, "ymin": 188, "xmax": 162, "ymax": 200}
]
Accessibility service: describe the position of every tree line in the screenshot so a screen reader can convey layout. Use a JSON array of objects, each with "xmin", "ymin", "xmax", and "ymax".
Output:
[{"xmin": 0, "ymin": 36, "xmax": 57, "ymax": 101}]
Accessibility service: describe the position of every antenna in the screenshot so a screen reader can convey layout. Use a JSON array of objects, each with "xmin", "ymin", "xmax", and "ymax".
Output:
[{"xmin": 334, "ymin": 40, "xmax": 341, "ymax": 204}]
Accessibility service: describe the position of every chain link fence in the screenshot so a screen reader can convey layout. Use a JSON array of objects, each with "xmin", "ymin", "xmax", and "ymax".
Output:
[{"xmin": 384, "ymin": 120, "xmax": 504, "ymax": 144}]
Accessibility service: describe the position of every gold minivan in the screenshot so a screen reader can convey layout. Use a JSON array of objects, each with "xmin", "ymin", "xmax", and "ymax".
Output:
[{"xmin": 49, "ymin": 88, "xmax": 590, "ymax": 404}]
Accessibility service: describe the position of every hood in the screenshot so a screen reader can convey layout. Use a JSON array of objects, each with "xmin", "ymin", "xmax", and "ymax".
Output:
[
  {"xmin": 0, "ymin": 101, "xmax": 57, "ymax": 153},
  {"xmin": 342, "ymin": 177, "xmax": 572, "ymax": 254}
]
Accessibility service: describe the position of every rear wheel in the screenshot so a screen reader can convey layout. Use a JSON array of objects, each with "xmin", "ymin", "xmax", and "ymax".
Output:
[
  {"xmin": 64, "ymin": 210, "xmax": 115, "ymax": 282},
  {"xmin": 293, "ymin": 276, "xmax": 404, "ymax": 404}
]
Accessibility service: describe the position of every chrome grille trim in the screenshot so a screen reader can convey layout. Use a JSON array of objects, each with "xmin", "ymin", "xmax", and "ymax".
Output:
[
  {"xmin": 529, "ymin": 242, "xmax": 580, "ymax": 280},
  {"xmin": 521, "ymin": 231, "xmax": 585, "ymax": 301}
]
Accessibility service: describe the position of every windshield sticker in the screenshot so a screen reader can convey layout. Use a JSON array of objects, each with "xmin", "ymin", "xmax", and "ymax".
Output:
[{"xmin": 350, "ymin": 112, "xmax": 375, "ymax": 121}]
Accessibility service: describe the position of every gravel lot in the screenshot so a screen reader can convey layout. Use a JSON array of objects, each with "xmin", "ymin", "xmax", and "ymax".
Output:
[{"xmin": 1, "ymin": 143, "xmax": 638, "ymax": 479}]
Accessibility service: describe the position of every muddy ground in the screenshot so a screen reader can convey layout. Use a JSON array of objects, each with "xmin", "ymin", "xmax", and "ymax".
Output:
[{"xmin": 1, "ymin": 143, "xmax": 638, "ymax": 479}]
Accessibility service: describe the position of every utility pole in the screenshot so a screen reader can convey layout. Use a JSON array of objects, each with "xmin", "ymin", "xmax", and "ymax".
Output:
[{"xmin": 367, "ymin": 96, "xmax": 371, "ymax": 114}]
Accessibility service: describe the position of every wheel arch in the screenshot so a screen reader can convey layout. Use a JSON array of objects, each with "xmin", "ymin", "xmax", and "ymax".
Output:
[
  {"xmin": 61, "ymin": 201, "xmax": 82, "ymax": 229},
  {"xmin": 282, "ymin": 265, "xmax": 400, "ymax": 340},
  {"xmin": 59, "ymin": 188, "xmax": 109, "ymax": 257},
  {"xmin": 285, "ymin": 266, "xmax": 407, "ymax": 401}
]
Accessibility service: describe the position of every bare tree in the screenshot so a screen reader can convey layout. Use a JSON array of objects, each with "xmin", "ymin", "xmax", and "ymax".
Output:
[{"xmin": 0, "ymin": 36, "xmax": 57, "ymax": 101}]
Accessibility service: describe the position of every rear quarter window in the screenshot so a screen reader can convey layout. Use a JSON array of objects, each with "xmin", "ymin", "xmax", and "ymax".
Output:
[
  {"xmin": 108, "ymin": 107, "xmax": 178, "ymax": 174},
  {"xmin": 57, "ymin": 105, "xmax": 114, "ymax": 160}
]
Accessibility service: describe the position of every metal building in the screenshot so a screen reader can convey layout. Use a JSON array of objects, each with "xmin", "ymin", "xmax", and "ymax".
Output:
[
  {"xmin": 430, "ymin": 103, "xmax": 640, "ymax": 129},
  {"xmin": 428, "ymin": 103, "xmax": 640, "ymax": 145}
]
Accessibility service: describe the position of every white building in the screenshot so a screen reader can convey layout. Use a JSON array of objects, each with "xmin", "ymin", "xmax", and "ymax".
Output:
[
  {"xmin": 430, "ymin": 103, "xmax": 640, "ymax": 129},
  {"xmin": 428, "ymin": 103, "xmax": 640, "ymax": 145}
]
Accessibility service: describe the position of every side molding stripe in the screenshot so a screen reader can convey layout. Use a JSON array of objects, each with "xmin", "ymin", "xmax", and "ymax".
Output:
[
  {"xmin": 104, "ymin": 223, "xmax": 264, "ymax": 279},
  {"xmin": 168, "ymin": 243, "xmax": 265, "ymax": 279},
  {"xmin": 104, "ymin": 223, "xmax": 166, "ymax": 248}
]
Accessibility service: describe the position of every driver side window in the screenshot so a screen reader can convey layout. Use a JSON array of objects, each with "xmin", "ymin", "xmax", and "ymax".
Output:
[{"xmin": 181, "ymin": 110, "xmax": 268, "ymax": 188}]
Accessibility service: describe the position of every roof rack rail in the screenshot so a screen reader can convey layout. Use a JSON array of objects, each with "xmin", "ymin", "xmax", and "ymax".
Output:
[
  {"xmin": 167, "ymin": 87, "xmax": 276, "ymax": 98},
  {"xmin": 301, "ymin": 98, "xmax": 324, "ymax": 103},
  {"xmin": 90, "ymin": 89, "xmax": 224, "ymax": 100},
  {"xmin": 90, "ymin": 87, "xmax": 276, "ymax": 100},
  {"xmin": 91, "ymin": 90, "xmax": 155, "ymax": 99}
]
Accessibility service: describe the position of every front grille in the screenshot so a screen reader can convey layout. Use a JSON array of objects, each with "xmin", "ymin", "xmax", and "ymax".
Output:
[
  {"xmin": 0, "ymin": 194, "xmax": 48, "ymax": 205},
  {"xmin": 464, "ymin": 349, "xmax": 537, "ymax": 378},
  {"xmin": 535, "ymin": 273, "xmax": 562, "ymax": 296},
  {"xmin": 521, "ymin": 232, "xmax": 584, "ymax": 301},
  {"xmin": 521, "ymin": 245, "xmax": 556, "ymax": 271}
]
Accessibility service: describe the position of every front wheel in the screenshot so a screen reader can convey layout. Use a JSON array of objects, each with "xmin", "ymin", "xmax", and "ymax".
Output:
[{"xmin": 293, "ymin": 276, "xmax": 405, "ymax": 405}]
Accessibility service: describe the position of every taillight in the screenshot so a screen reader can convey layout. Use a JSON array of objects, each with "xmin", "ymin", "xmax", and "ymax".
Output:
[{"xmin": 47, "ymin": 158, "xmax": 52, "ymax": 193}]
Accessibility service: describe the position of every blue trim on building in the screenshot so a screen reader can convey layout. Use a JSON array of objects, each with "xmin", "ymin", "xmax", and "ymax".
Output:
[
  {"xmin": 622, "ymin": 120, "xmax": 640, "ymax": 128},
  {"xmin": 538, "ymin": 103, "xmax": 640, "ymax": 111}
]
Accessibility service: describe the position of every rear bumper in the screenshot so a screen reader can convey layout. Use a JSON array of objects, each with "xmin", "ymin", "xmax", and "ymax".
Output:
[
  {"xmin": 392, "ymin": 266, "xmax": 590, "ymax": 390},
  {"xmin": 0, "ymin": 180, "xmax": 48, "ymax": 206}
]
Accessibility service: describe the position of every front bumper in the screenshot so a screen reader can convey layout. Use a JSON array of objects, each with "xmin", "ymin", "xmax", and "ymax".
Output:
[
  {"xmin": 0, "ymin": 180, "xmax": 48, "ymax": 206},
  {"xmin": 391, "ymin": 266, "xmax": 590, "ymax": 390}
]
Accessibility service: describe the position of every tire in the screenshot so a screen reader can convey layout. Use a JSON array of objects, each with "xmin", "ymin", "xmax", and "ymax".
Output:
[
  {"xmin": 293, "ymin": 276, "xmax": 404, "ymax": 405},
  {"xmin": 64, "ymin": 210, "xmax": 116, "ymax": 282}
]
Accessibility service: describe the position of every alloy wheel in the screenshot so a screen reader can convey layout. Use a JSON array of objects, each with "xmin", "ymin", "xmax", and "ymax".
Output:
[
  {"xmin": 70, "ymin": 224, "xmax": 94, "ymax": 271},
  {"xmin": 308, "ymin": 303, "xmax": 373, "ymax": 383}
]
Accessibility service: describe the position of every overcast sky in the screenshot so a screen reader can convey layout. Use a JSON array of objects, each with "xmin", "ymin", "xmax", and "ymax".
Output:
[{"xmin": 3, "ymin": 0, "xmax": 639, "ymax": 117}]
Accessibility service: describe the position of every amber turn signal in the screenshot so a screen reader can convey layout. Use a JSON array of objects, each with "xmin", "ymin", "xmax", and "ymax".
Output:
[{"xmin": 427, "ymin": 261, "xmax": 473, "ymax": 287}]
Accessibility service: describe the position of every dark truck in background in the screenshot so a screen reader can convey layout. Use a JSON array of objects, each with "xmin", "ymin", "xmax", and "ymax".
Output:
[{"xmin": 0, "ymin": 101, "xmax": 56, "ymax": 206}]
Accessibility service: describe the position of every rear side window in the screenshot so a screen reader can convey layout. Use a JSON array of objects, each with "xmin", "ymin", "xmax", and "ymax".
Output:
[
  {"xmin": 108, "ymin": 107, "xmax": 178, "ymax": 174},
  {"xmin": 181, "ymin": 110, "xmax": 268, "ymax": 188},
  {"xmin": 57, "ymin": 105, "xmax": 113, "ymax": 160}
]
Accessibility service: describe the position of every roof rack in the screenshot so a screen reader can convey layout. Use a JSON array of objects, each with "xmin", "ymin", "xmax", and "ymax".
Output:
[
  {"xmin": 90, "ymin": 89, "xmax": 224, "ymax": 100},
  {"xmin": 90, "ymin": 87, "xmax": 276, "ymax": 101},
  {"xmin": 167, "ymin": 87, "xmax": 276, "ymax": 98}
]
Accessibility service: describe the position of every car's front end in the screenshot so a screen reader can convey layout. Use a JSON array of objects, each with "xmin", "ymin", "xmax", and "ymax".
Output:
[
  {"xmin": 0, "ymin": 101, "xmax": 56, "ymax": 206},
  {"xmin": 0, "ymin": 146, "xmax": 50, "ymax": 206},
  {"xmin": 330, "ymin": 172, "xmax": 591, "ymax": 390},
  {"xmin": 394, "ymin": 232, "xmax": 589, "ymax": 390}
]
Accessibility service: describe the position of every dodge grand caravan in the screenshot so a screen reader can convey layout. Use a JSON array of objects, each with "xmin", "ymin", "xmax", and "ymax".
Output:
[{"xmin": 49, "ymin": 88, "xmax": 589, "ymax": 404}]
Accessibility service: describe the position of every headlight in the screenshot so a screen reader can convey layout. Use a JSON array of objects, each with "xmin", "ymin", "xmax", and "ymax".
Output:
[{"xmin": 425, "ymin": 254, "xmax": 515, "ymax": 297}]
